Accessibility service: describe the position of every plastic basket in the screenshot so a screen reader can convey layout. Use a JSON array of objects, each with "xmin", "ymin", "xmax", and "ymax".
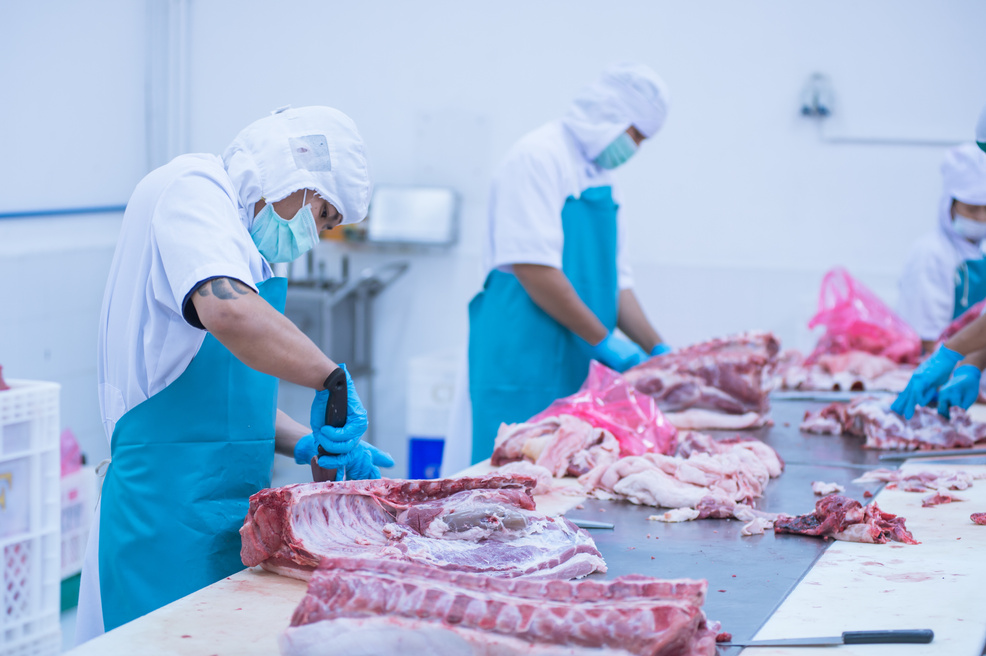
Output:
[
  {"xmin": 1, "ymin": 380, "xmax": 61, "ymax": 656},
  {"xmin": 60, "ymin": 466, "xmax": 95, "ymax": 581}
]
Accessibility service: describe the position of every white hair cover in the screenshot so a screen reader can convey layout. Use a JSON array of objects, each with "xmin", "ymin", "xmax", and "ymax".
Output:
[
  {"xmin": 938, "ymin": 142, "xmax": 986, "ymax": 258},
  {"xmin": 561, "ymin": 62, "xmax": 671, "ymax": 161},
  {"xmin": 222, "ymin": 106, "xmax": 371, "ymax": 226}
]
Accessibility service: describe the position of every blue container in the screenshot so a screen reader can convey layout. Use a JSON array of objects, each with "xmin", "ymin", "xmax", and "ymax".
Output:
[{"xmin": 408, "ymin": 437, "xmax": 445, "ymax": 479}]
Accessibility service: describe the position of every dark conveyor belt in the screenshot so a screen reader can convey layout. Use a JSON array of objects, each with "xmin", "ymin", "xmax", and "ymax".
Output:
[{"xmin": 565, "ymin": 398, "xmax": 889, "ymax": 650}]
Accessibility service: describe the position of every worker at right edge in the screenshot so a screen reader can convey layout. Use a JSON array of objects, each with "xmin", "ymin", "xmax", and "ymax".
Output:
[
  {"xmin": 893, "ymin": 105, "xmax": 986, "ymax": 420},
  {"xmin": 467, "ymin": 62, "xmax": 672, "ymax": 464}
]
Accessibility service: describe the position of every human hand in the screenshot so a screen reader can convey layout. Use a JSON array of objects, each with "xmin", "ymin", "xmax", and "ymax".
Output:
[
  {"xmin": 310, "ymin": 364, "xmax": 367, "ymax": 455},
  {"xmin": 937, "ymin": 364, "xmax": 982, "ymax": 419},
  {"xmin": 589, "ymin": 333, "xmax": 648, "ymax": 372},
  {"xmin": 890, "ymin": 346, "xmax": 964, "ymax": 420},
  {"xmin": 650, "ymin": 342, "xmax": 672, "ymax": 357}
]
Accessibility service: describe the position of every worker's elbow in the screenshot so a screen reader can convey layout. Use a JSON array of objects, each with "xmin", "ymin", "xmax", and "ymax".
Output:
[{"xmin": 194, "ymin": 295, "xmax": 254, "ymax": 337}]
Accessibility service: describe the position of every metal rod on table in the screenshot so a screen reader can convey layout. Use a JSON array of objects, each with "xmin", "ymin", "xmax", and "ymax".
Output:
[{"xmin": 879, "ymin": 448, "xmax": 986, "ymax": 461}]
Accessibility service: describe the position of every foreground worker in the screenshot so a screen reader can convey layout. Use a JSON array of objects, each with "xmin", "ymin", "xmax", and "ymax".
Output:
[
  {"xmin": 468, "ymin": 62, "xmax": 672, "ymax": 463},
  {"xmin": 896, "ymin": 143, "xmax": 986, "ymax": 353},
  {"xmin": 892, "ymin": 106, "xmax": 986, "ymax": 420},
  {"xmin": 76, "ymin": 106, "xmax": 392, "ymax": 642}
]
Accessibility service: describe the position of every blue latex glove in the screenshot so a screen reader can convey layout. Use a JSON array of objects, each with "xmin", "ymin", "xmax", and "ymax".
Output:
[
  {"xmin": 937, "ymin": 364, "xmax": 982, "ymax": 419},
  {"xmin": 588, "ymin": 333, "xmax": 648, "ymax": 372},
  {"xmin": 342, "ymin": 443, "xmax": 395, "ymax": 481},
  {"xmin": 310, "ymin": 364, "xmax": 368, "ymax": 456},
  {"xmin": 890, "ymin": 345, "xmax": 965, "ymax": 420},
  {"xmin": 650, "ymin": 342, "xmax": 672, "ymax": 357},
  {"xmin": 293, "ymin": 433, "xmax": 317, "ymax": 465}
]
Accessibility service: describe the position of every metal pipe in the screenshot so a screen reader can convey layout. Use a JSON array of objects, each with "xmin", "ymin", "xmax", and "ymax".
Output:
[{"xmin": 0, "ymin": 205, "xmax": 127, "ymax": 220}]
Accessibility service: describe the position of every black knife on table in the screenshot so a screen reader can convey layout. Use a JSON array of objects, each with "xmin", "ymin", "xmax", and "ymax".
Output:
[{"xmin": 718, "ymin": 629, "xmax": 933, "ymax": 648}]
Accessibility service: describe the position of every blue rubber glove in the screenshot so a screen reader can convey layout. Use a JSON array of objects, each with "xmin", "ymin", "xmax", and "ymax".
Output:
[
  {"xmin": 650, "ymin": 342, "xmax": 672, "ymax": 357},
  {"xmin": 588, "ymin": 333, "xmax": 648, "ymax": 372},
  {"xmin": 890, "ymin": 345, "xmax": 965, "ymax": 420},
  {"xmin": 293, "ymin": 433, "xmax": 318, "ymax": 465},
  {"xmin": 342, "ymin": 443, "xmax": 395, "ymax": 481},
  {"xmin": 937, "ymin": 364, "xmax": 982, "ymax": 419},
  {"xmin": 310, "ymin": 364, "xmax": 368, "ymax": 456}
]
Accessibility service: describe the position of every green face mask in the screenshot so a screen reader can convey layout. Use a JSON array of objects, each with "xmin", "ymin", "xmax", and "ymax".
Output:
[{"xmin": 594, "ymin": 132, "xmax": 638, "ymax": 169}]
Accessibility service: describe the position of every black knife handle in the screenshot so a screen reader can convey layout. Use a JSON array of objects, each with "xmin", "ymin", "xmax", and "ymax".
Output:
[
  {"xmin": 316, "ymin": 368, "xmax": 348, "ymax": 458},
  {"xmin": 843, "ymin": 630, "xmax": 934, "ymax": 644}
]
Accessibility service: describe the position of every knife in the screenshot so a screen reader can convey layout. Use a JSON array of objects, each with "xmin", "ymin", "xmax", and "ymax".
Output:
[
  {"xmin": 310, "ymin": 367, "xmax": 349, "ymax": 483},
  {"xmin": 568, "ymin": 518, "xmax": 615, "ymax": 529},
  {"xmin": 879, "ymin": 447, "xmax": 986, "ymax": 460},
  {"xmin": 718, "ymin": 629, "xmax": 933, "ymax": 648}
]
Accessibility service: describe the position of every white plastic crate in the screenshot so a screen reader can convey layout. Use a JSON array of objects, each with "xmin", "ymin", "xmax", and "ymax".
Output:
[
  {"xmin": 1, "ymin": 380, "xmax": 61, "ymax": 656},
  {"xmin": 60, "ymin": 466, "xmax": 96, "ymax": 580}
]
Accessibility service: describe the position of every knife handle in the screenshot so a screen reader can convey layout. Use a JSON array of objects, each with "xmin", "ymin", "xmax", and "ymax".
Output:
[
  {"xmin": 316, "ymin": 368, "xmax": 349, "ymax": 458},
  {"xmin": 843, "ymin": 630, "xmax": 933, "ymax": 644}
]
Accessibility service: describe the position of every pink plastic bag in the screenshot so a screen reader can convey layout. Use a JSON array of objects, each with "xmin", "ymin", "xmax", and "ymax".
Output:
[
  {"xmin": 807, "ymin": 267, "xmax": 921, "ymax": 365},
  {"xmin": 61, "ymin": 428, "xmax": 82, "ymax": 477},
  {"xmin": 531, "ymin": 361, "xmax": 678, "ymax": 456}
]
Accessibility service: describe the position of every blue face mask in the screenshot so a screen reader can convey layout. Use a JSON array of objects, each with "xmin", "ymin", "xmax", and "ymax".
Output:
[
  {"xmin": 594, "ymin": 132, "xmax": 638, "ymax": 170},
  {"xmin": 250, "ymin": 201, "xmax": 319, "ymax": 263}
]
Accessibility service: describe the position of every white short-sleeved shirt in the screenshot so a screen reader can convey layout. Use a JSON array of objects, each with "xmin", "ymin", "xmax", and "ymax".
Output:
[
  {"xmin": 896, "ymin": 227, "xmax": 985, "ymax": 341},
  {"xmin": 97, "ymin": 153, "xmax": 271, "ymax": 440},
  {"xmin": 484, "ymin": 121, "xmax": 634, "ymax": 289}
]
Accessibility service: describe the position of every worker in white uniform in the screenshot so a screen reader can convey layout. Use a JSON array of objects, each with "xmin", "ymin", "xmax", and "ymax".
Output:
[
  {"xmin": 75, "ymin": 106, "xmax": 393, "ymax": 643},
  {"xmin": 896, "ymin": 143, "xmax": 986, "ymax": 353},
  {"xmin": 893, "ymin": 106, "xmax": 986, "ymax": 420},
  {"xmin": 467, "ymin": 62, "xmax": 672, "ymax": 464}
]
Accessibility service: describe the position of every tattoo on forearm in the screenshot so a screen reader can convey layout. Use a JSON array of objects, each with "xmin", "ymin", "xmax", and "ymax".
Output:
[{"xmin": 195, "ymin": 277, "xmax": 252, "ymax": 300}]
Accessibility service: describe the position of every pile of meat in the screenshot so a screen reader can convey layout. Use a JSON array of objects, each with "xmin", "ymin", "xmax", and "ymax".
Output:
[
  {"xmin": 240, "ymin": 475, "xmax": 605, "ymax": 581},
  {"xmin": 774, "ymin": 350, "xmax": 915, "ymax": 393},
  {"xmin": 279, "ymin": 557, "xmax": 721, "ymax": 656},
  {"xmin": 854, "ymin": 467, "xmax": 985, "ymax": 508},
  {"xmin": 774, "ymin": 494, "xmax": 918, "ymax": 544},
  {"xmin": 622, "ymin": 331, "xmax": 780, "ymax": 431},
  {"xmin": 492, "ymin": 418, "xmax": 784, "ymax": 528},
  {"xmin": 801, "ymin": 396, "xmax": 986, "ymax": 450}
]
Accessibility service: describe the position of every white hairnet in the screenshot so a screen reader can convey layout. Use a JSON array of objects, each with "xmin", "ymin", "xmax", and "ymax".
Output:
[
  {"xmin": 937, "ymin": 143, "xmax": 986, "ymax": 258},
  {"xmin": 561, "ymin": 62, "xmax": 671, "ymax": 161},
  {"xmin": 223, "ymin": 106, "xmax": 371, "ymax": 226}
]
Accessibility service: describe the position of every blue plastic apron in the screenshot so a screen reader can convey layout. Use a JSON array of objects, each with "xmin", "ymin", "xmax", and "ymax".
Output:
[
  {"xmin": 953, "ymin": 258, "xmax": 986, "ymax": 319},
  {"xmin": 97, "ymin": 277, "xmax": 287, "ymax": 631},
  {"xmin": 468, "ymin": 186, "xmax": 619, "ymax": 463}
]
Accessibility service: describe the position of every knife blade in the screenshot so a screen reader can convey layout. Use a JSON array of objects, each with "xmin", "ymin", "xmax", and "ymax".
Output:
[
  {"xmin": 718, "ymin": 629, "xmax": 933, "ymax": 648},
  {"xmin": 879, "ymin": 447, "xmax": 986, "ymax": 460},
  {"xmin": 567, "ymin": 518, "xmax": 615, "ymax": 529}
]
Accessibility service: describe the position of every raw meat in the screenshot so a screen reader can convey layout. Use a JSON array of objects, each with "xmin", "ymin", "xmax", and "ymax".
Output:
[
  {"xmin": 922, "ymin": 492, "xmax": 964, "ymax": 507},
  {"xmin": 800, "ymin": 396, "xmax": 986, "ymax": 450},
  {"xmin": 531, "ymin": 360, "xmax": 679, "ymax": 456},
  {"xmin": 775, "ymin": 349, "xmax": 915, "ymax": 393},
  {"xmin": 774, "ymin": 495, "xmax": 918, "ymax": 544},
  {"xmin": 853, "ymin": 468, "xmax": 984, "ymax": 492},
  {"xmin": 240, "ymin": 475, "xmax": 606, "ymax": 581},
  {"xmin": 622, "ymin": 331, "xmax": 780, "ymax": 430},
  {"xmin": 280, "ymin": 557, "xmax": 720, "ymax": 656},
  {"xmin": 579, "ymin": 434, "xmax": 784, "ymax": 523},
  {"xmin": 491, "ymin": 414, "xmax": 622, "ymax": 477},
  {"xmin": 971, "ymin": 513, "xmax": 986, "ymax": 525},
  {"xmin": 812, "ymin": 481, "xmax": 845, "ymax": 496}
]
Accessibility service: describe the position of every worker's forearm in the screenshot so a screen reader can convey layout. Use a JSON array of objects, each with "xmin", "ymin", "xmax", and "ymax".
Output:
[
  {"xmin": 274, "ymin": 409, "xmax": 309, "ymax": 457},
  {"xmin": 945, "ymin": 313, "xmax": 986, "ymax": 358},
  {"xmin": 961, "ymin": 348, "xmax": 986, "ymax": 370},
  {"xmin": 616, "ymin": 288, "xmax": 662, "ymax": 353},
  {"xmin": 192, "ymin": 278, "xmax": 337, "ymax": 389},
  {"xmin": 512, "ymin": 264, "xmax": 607, "ymax": 344}
]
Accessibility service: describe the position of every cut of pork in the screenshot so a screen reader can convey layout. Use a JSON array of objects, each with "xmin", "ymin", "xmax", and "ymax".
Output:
[
  {"xmin": 801, "ymin": 396, "xmax": 986, "ymax": 450},
  {"xmin": 774, "ymin": 494, "xmax": 918, "ymax": 544},
  {"xmin": 280, "ymin": 557, "xmax": 720, "ymax": 656},
  {"xmin": 240, "ymin": 475, "xmax": 605, "ymax": 580},
  {"xmin": 622, "ymin": 331, "xmax": 780, "ymax": 430},
  {"xmin": 775, "ymin": 349, "xmax": 915, "ymax": 393},
  {"xmin": 491, "ymin": 414, "xmax": 622, "ymax": 477}
]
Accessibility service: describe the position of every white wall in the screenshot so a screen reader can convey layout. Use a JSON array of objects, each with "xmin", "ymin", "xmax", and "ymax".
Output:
[{"xmin": 3, "ymin": 1, "xmax": 986, "ymax": 475}]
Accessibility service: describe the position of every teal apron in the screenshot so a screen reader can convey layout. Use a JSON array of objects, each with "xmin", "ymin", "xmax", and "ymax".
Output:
[
  {"xmin": 98, "ymin": 277, "xmax": 287, "ymax": 631},
  {"xmin": 953, "ymin": 258, "xmax": 986, "ymax": 319},
  {"xmin": 468, "ymin": 186, "xmax": 619, "ymax": 463}
]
